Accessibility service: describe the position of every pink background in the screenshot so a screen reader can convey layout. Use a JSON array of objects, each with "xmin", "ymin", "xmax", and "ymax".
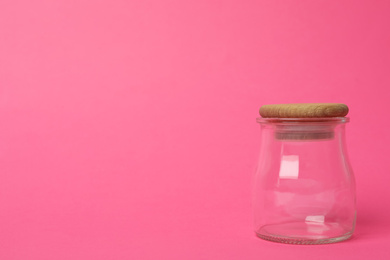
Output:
[{"xmin": 1, "ymin": 0, "xmax": 390, "ymax": 259}]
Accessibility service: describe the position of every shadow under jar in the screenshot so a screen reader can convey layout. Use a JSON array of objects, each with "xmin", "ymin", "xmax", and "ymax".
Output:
[{"xmin": 253, "ymin": 104, "xmax": 356, "ymax": 245}]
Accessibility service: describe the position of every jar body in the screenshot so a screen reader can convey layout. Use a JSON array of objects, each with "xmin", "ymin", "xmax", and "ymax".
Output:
[{"xmin": 253, "ymin": 118, "xmax": 356, "ymax": 244}]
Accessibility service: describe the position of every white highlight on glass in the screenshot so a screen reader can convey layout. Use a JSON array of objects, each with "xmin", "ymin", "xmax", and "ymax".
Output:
[
  {"xmin": 305, "ymin": 215, "xmax": 325, "ymax": 224},
  {"xmin": 279, "ymin": 155, "xmax": 299, "ymax": 179}
]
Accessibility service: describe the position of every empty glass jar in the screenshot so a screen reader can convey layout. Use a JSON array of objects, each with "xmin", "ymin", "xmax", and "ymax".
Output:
[{"xmin": 253, "ymin": 109, "xmax": 356, "ymax": 244}]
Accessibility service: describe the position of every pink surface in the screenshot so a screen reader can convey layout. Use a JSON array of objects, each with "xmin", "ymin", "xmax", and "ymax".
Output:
[{"xmin": 1, "ymin": 0, "xmax": 390, "ymax": 259}]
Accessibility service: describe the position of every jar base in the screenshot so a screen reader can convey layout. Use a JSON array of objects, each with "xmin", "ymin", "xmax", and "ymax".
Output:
[{"xmin": 256, "ymin": 222, "xmax": 354, "ymax": 245}]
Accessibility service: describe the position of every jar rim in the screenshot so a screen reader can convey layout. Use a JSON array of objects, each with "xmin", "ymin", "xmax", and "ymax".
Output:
[{"xmin": 256, "ymin": 117, "xmax": 349, "ymax": 124}]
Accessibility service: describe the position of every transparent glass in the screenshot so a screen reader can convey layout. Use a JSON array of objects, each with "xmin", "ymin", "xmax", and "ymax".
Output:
[{"xmin": 253, "ymin": 117, "xmax": 356, "ymax": 244}]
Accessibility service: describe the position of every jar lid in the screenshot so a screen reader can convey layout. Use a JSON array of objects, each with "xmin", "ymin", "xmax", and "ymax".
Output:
[{"xmin": 259, "ymin": 103, "xmax": 349, "ymax": 118}]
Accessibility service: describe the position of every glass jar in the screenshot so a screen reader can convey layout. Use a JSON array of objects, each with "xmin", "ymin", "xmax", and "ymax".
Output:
[{"xmin": 253, "ymin": 117, "xmax": 356, "ymax": 244}]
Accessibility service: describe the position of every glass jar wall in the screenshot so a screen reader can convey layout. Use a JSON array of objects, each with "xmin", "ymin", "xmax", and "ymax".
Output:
[{"xmin": 253, "ymin": 117, "xmax": 356, "ymax": 244}]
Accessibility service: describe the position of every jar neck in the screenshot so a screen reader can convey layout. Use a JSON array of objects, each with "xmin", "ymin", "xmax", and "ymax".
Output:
[
  {"xmin": 256, "ymin": 118, "xmax": 350, "ymax": 171},
  {"xmin": 257, "ymin": 117, "xmax": 348, "ymax": 142}
]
